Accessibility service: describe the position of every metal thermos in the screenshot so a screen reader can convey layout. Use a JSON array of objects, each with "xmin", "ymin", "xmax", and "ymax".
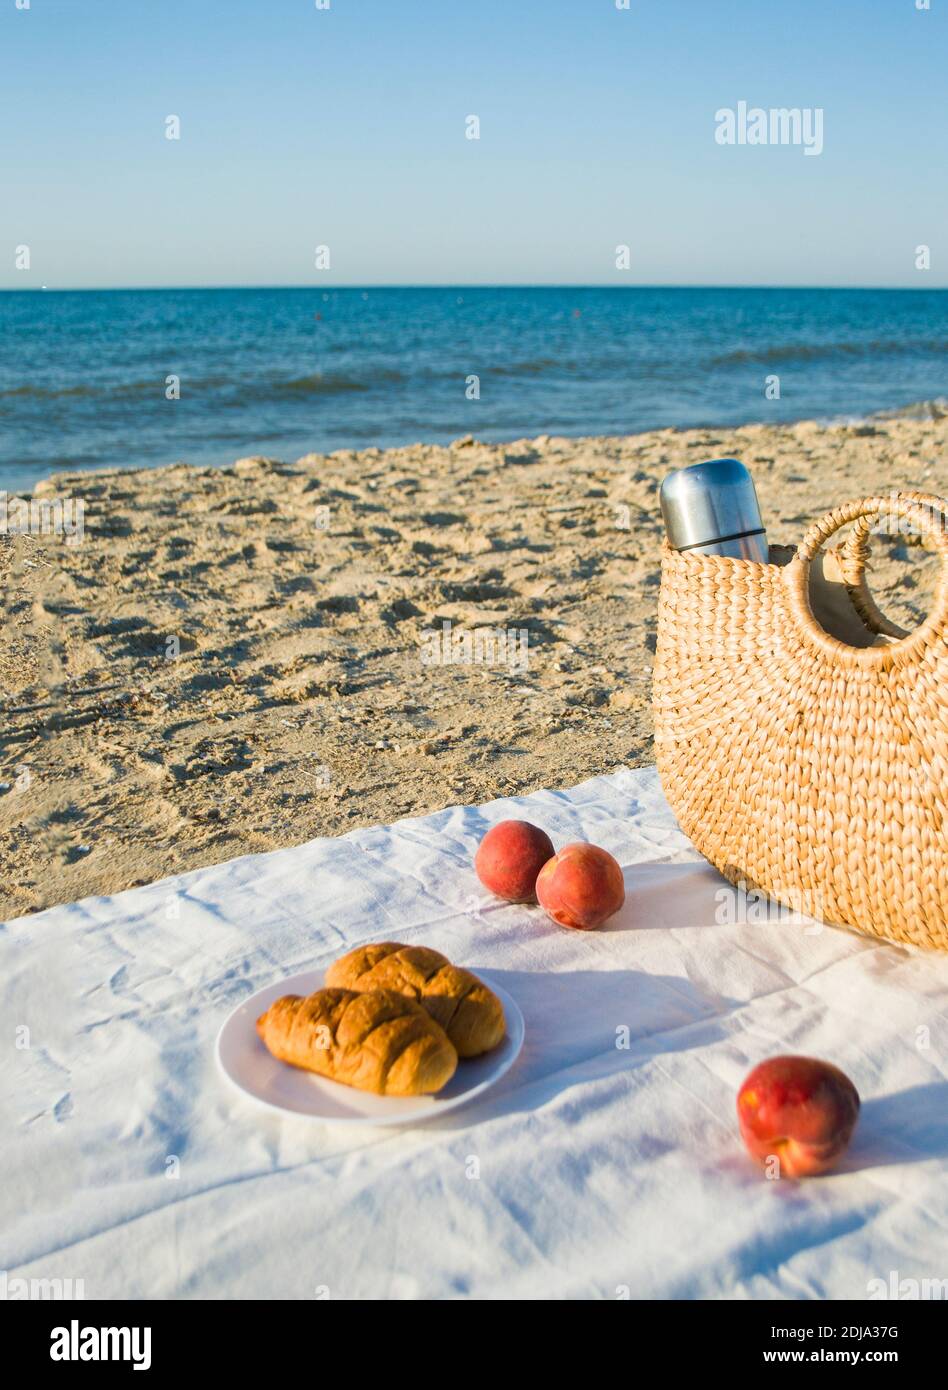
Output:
[{"xmin": 659, "ymin": 458, "xmax": 769, "ymax": 561}]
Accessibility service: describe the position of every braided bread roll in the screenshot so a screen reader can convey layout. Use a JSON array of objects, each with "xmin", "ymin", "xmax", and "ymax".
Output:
[
  {"xmin": 256, "ymin": 987, "xmax": 457, "ymax": 1096},
  {"xmin": 326, "ymin": 943, "xmax": 505, "ymax": 1058}
]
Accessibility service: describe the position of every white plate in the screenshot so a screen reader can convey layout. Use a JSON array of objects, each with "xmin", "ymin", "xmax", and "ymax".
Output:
[{"xmin": 216, "ymin": 968, "xmax": 525, "ymax": 1127}]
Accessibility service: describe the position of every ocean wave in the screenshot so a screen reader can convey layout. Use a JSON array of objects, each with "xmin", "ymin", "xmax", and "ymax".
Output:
[
  {"xmin": 710, "ymin": 339, "xmax": 948, "ymax": 366},
  {"xmin": 489, "ymin": 356, "xmax": 563, "ymax": 377},
  {"xmin": 0, "ymin": 382, "xmax": 101, "ymax": 400},
  {"xmin": 0, "ymin": 369, "xmax": 411, "ymax": 403},
  {"xmin": 271, "ymin": 370, "xmax": 403, "ymax": 396},
  {"xmin": 0, "ymin": 376, "xmax": 235, "ymax": 401},
  {"xmin": 872, "ymin": 397, "xmax": 948, "ymax": 422}
]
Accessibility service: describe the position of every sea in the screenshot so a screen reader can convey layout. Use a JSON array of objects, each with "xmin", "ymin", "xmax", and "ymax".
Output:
[{"xmin": 0, "ymin": 286, "xmax": 945, "ymax": 495}]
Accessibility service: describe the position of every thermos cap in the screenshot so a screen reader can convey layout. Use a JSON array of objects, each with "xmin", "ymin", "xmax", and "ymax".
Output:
[{"xmin": 659, "ymin": 457, "xmax": 766, "ymax": 553}]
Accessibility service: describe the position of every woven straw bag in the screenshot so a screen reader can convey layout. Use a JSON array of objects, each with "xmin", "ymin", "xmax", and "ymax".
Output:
[{"xmin": 654, "ymin": 492, "xmax": 948, "ymax": 950}]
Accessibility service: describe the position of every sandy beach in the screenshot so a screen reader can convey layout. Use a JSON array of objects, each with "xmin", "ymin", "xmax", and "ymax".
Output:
[{"xmin": 1, "ymin": 413, "xmax": 944, "ymax": 919}]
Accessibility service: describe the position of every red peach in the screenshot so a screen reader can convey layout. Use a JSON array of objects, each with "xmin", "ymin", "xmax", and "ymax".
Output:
[
  {"xmin": 474, "ymin": 819, "xmax": 555, "ymax": 902},
  {"xmin": 535, "ymin": 842, "xmax": 625, "ymax": 930},
  {"xmin": 737, "ymin": 1055, "xmax": 860, "ymax": 1178}
]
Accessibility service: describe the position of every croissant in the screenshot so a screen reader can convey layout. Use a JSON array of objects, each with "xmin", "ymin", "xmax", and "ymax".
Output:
[
  {"xmin": 256, "ymin": 987, "xmax": 457, "ymax": 1096},
  {"xmin": 325, "ymin": 943, "xmax": 505, "ymax": 1059}
]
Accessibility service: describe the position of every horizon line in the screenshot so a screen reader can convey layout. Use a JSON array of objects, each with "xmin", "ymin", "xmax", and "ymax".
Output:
[{"xmin": 1, "ymin": 282, "xmax": 947, "ymax": 294}]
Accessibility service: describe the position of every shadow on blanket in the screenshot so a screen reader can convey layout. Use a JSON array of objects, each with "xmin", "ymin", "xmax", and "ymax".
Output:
[
  {"xmin": 428, "ymin": 964, "xmax": 739, "ymax": 1132},
  {"xmin": 840, "ymin": 1083, "xmax": 948, "ymax": 1170}
]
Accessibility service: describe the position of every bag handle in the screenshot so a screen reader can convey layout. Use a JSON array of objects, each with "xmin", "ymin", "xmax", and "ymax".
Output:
[
  {"xmin": 834, "ymin": 492, "xmax": 948, "ymax": 640},
  {"xmin": 786, "ymin": 494, "xmax": 948, "ymax": 667}
]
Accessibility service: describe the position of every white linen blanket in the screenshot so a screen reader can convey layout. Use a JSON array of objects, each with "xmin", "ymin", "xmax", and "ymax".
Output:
[{"xmin": 3, "ymin": 766, "xmax": 947, "ymax": 1301}]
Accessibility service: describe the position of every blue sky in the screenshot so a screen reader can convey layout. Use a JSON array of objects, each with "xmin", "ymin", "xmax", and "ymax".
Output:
[{"xmin": 2, "ymin": 0, "xmax": 945, "ymax": 288}]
